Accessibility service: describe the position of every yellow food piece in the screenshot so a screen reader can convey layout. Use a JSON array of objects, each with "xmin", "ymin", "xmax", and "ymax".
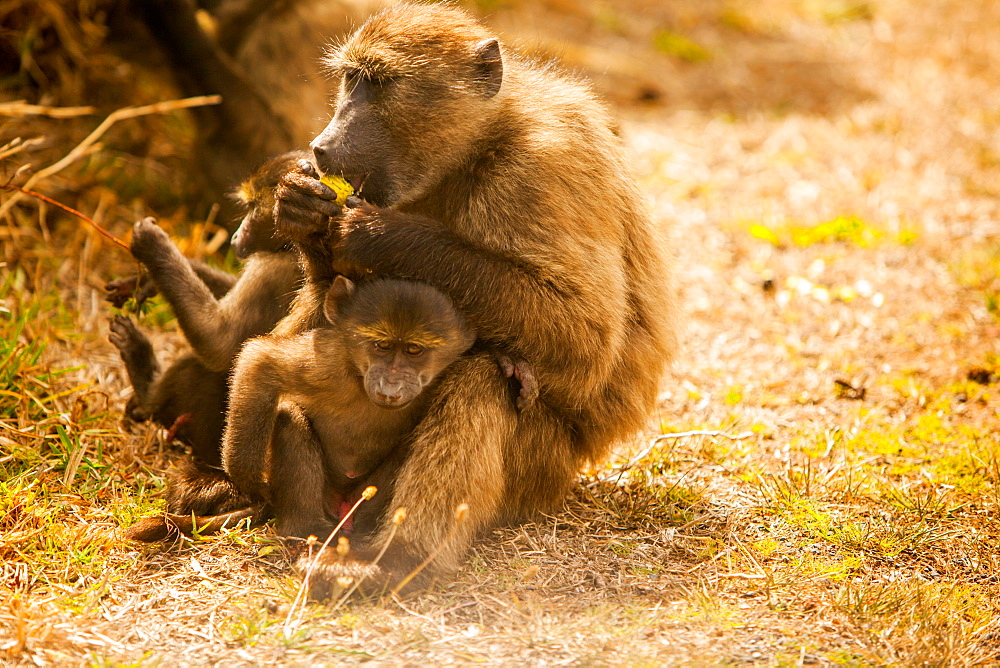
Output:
[{"xmin": 319, "ymin": 174, "xmax": 354, "ymax": 206}]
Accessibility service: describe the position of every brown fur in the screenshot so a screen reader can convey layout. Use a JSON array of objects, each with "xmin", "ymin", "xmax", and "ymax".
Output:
[
  {"xmin": 271, "ymin": 4, "xmax": 677, "ymax": 593},
  {"xmin": 223, "ymin": 277, "xmax": 475, "ymax": 541},
  {"xmin": 108, "ymin": 319, "xmax": 229, "ymax": 467},
  {"xmin": 111, "ymin": 152, "xmax": 303, "ymax": 508}
]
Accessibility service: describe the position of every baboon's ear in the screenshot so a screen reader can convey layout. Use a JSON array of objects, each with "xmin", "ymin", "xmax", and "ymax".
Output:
[
  {"xmin": 473, "ymin": 38, "xmax": 502, "ymax": 98},
  {"xmin": 324, "ymin": 275, "xmax": 356, "ymax": 323}
]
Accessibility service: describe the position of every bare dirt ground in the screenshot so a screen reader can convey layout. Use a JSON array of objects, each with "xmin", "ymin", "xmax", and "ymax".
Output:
[{"xmin": 2, "ymin": 0, "xmax": 999, "ymax": 665}]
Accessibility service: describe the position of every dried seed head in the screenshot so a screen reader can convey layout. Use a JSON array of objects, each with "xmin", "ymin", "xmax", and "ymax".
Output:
[
  {"xmin": 306, "ymin": 535, "xmax": 318, "ymax": 546},
  {"xmin": 336, "ymin": 536, "xmax": 350, "ymax": 556},
  {"xmin": 454, "ymin": 503, "xmax": 469, "ymax": 523},
  {"xmin": 392, "ymin": 507, "xmax": 408, "ymax": 525},
  {"xmin": 362, "ymin": 486, "xmax": 377, "ymax": 500}
]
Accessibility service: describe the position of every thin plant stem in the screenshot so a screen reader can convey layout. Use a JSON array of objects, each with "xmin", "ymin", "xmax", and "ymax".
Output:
[{"xmin": 1, "ymin": 184, "xmax": 131, "ymax": 252}]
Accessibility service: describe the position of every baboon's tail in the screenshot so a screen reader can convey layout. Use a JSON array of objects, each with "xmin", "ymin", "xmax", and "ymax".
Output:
[{"xmin": 124, "ymin": 504, "xmax": 271, "ymax": 543}]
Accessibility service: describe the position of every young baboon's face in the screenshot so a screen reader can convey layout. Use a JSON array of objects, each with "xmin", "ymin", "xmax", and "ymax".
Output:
[
  {"xmin": 310, "ymin": 6, "xmax": 503, "ymax": 207},
  {"xmin": 327, "ymin": 278, "xmax": 475, "ymax": 409},
  {"xmin": 230, "ymin": 151, "xmax": 308, "ymax": 257},
  {"xmin": 352, "ymin": 336, "xmax": 444, "ymax": 409}
]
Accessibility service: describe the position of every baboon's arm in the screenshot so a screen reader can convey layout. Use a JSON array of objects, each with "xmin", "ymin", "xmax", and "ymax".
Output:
[{"xmin": 333, "ymin": 207, "xmax": 621, "ymax": 387}]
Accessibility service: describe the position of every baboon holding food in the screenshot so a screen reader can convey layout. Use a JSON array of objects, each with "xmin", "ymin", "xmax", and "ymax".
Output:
[
  {"xmin": 108, "ymin": 151, "xmax": 304, "ymax": 512},
  {"xmin": 268, "ymin": 3, "xmax": 677, "ymax": 594},
  {"xmin": 223, "ymin": 275, "xmax": 475, "ymax": 542}
]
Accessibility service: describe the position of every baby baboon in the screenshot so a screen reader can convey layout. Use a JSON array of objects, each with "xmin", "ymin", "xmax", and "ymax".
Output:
[
  {"xmin": 224, "ymin": 275, "xmax": 475, "ymax": 541},
  {"xmin": 125, "ymin": 275, "xmax": 486, "ymax": 544},
  {"xmin": 108, "ymin": 151, "xmax": 303, "ymax": 507},
  {"xmin": 271, "ymin": 4, "xmax": 677, "ymax": 594}
]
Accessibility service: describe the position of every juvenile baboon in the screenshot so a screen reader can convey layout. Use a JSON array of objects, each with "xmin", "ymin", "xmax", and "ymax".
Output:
[
  {"xmin": 224, "ymin": 275, "xmax": 475, "ymax": 541},
  {"xmin": 270, "ymin": 3, "xmax": 677, "ymax": 594},
  {"xmin": 124, "ymin": 275, "xmax": 506, "ymax": 544},
  {"xmin": 108, "ymin": 151, "xmax": 303, "ymax": 510}
]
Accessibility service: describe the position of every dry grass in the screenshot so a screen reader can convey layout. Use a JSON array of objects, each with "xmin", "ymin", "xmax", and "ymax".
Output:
[{"xmin": 2, "ymin": 0, "xmax": 1000, "ymax": 664}]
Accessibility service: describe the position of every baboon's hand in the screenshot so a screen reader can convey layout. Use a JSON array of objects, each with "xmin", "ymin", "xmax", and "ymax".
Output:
[
  {"xmin": 104, "ymin": 273, "xmax": 157, "ymax": 308},
  {"xmin": 273, "ymin": 163, "xmax": 344, "ymax": 242},
  {"xmin": 129, "ymin": 217, "xmax": 172, "ymax": 264},
  {"xmin": 495, "ymin": 351, "xmax": 540, "ymax": 411}
]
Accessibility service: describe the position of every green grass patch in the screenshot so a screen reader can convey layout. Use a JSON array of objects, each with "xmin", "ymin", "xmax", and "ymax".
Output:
[
  {"xmin": 783, "ymin": 552, "xmax": 862, "ymax": 584},
  {"xmin": 0, "ymin": 270, "xmax": 82, "ymax": 421},
  {"xmin": 834, "ymin": 580, "xmax": 997, "ymax": 664},
  {"xmin": 652, "ymin": 30, "xmax": 712, "ymax": 63},
  {"xmin": 747, "ymin": 215, "xmax": 916, "ymax": 248}
]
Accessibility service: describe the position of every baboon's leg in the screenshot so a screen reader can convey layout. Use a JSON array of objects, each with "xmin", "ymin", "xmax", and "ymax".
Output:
[
  {"xmin": 146, "ymin": 356, "xmax": 229, "ymax": 466},
  {"xmin": 270, "ymin": 403, "xmax": 336, "ymax": 541},
  {"xmin": 188, "ymin": 260, "xmax": 239, "ymax": 298},
  {"xmin": 105, "ymin": 260, "xmax": 237, "ymax": 308},
  {"xmin": 377, "ymin": 353, "xmax": 514, "ymax": 572},
  {"xmin": 302, "ymin": 352, "xmax": 523, "ymax": 599},
  {"xmin": 108, "ymin": 315, "xmax": 160, "ymax": 404}
]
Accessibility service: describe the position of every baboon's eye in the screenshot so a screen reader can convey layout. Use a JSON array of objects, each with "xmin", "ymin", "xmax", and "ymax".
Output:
[
  {"xmin": 344, "ymin": 67, "xmax": 389, "ymax": 92},
  {"xmin": 373, "ymin": 340, "xmax": 392, "ymax": 352},
  {"xmin": 405, "ymin": 344, "xmax": 424, "ymax": 356},
  {"xmin": 344, "ymin": 68, "xmax": 366, "ymax": 90}
]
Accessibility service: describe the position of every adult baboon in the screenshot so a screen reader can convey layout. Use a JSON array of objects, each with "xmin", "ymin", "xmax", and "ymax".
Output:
[{"xmin": 267, "ymin": 2, "xmax": 676, "ymax": 594}]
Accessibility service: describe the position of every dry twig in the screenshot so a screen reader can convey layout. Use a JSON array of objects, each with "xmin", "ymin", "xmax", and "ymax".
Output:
[
  {"xmin": 0, "ymin": 94, "xmax": 221, "ymax": 217},
  {"xmin": 0, "ymin": 101, "xmax": 95, "ymax": 118},
  {"xmin": 1, "ymin": 184, "xmax": 130, "ymax": 252}
]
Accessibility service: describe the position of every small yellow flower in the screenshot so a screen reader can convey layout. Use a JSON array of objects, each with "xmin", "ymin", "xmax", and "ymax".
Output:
[{"xmin": 319, "ymin": 174, "xmax": 354, "ymax": 206}]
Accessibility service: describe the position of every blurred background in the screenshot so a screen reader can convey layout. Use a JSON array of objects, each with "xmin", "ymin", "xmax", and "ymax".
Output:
[
  {"xmin": 2, "ymin": 0, "xmax": 998, "ymax": 245},
  {"xmin": 2, "ymin": 1, "xmax": 1000, "ymax": 663}
]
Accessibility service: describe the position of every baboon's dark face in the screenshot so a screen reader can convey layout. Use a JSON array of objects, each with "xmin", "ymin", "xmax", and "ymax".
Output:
[
  {"xmin": 311, "ymin": 15, "xmax": 503, "ymax": 207},
  {"xmin": 347, "ymin": 327, "xmax": 470, "ymax": 409},
  {"xmin": 358, "ymin": 341, "xmax": 438, "ymax": 408},
  {"xmin": 310, "ymin": 71, "xmax": 396, "ymax": 207},
  {"xmin": 346, "ymin": 314, "xmax": 473, "ymax": 408}
]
